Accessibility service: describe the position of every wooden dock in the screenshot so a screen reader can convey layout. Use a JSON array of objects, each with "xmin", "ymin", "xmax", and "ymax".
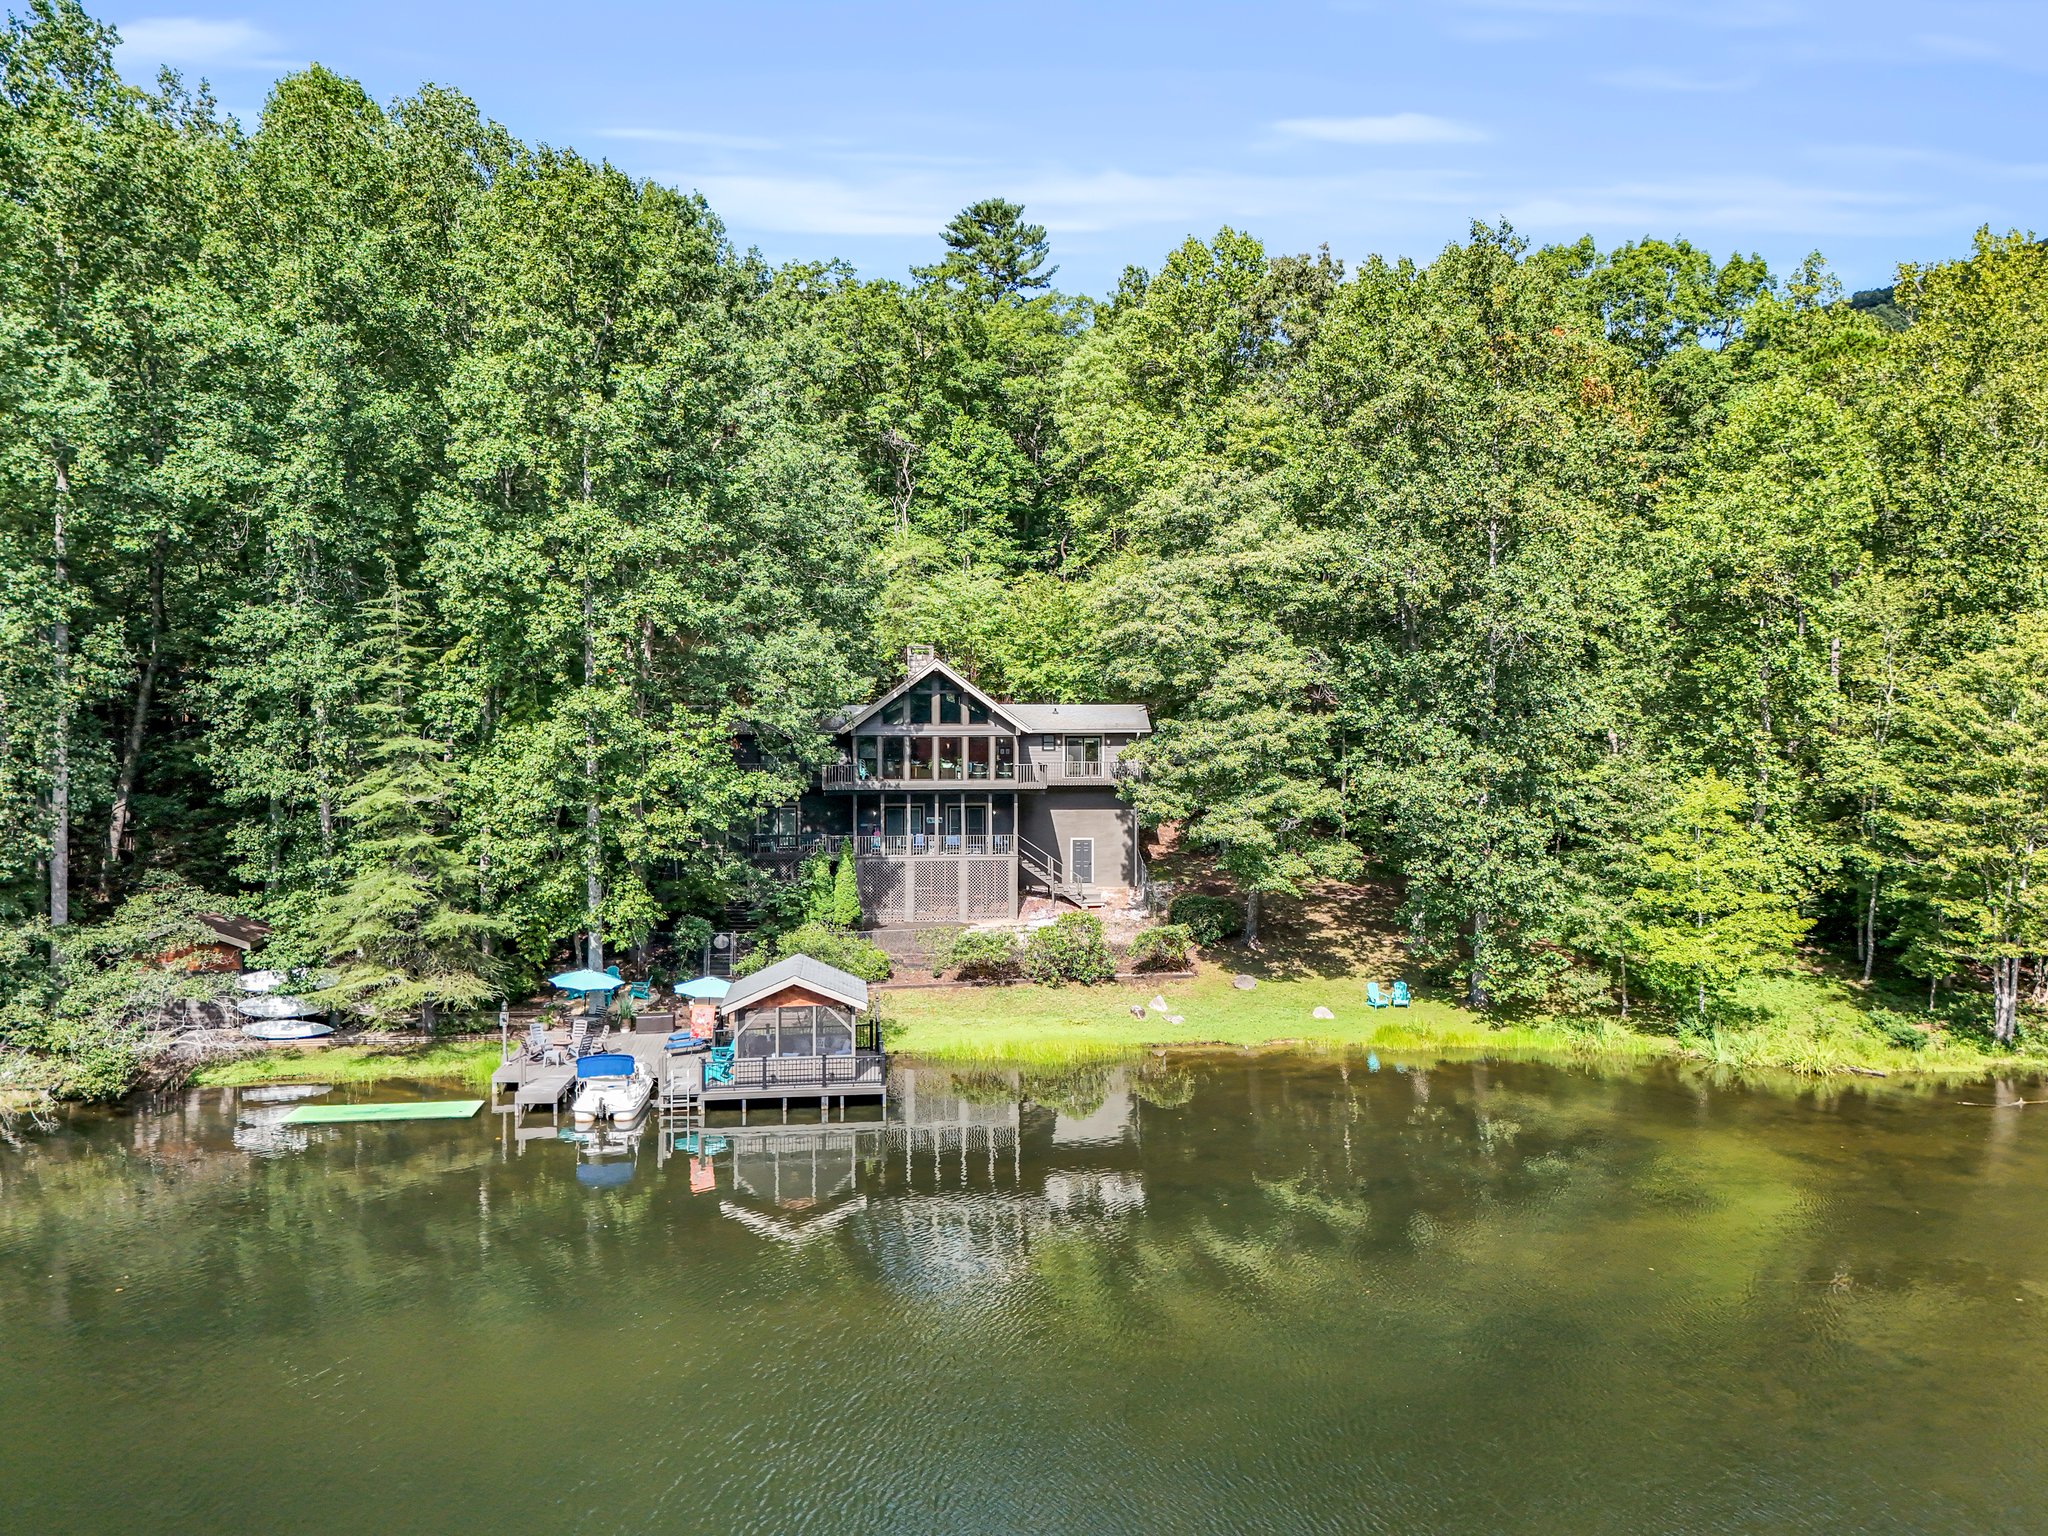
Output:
[{"xmin": 491, "ymin": 1029, "xmax": 888, "ymax": 1126}]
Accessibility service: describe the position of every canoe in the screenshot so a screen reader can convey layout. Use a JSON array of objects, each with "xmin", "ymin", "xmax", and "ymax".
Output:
[
  {"xmin": 241, "ymin": 1020, "xmax": 335, "ymax": 1043},
  {"xmin": 235, "ymin": 994, "xmax": 324, "ymax": 1020}
]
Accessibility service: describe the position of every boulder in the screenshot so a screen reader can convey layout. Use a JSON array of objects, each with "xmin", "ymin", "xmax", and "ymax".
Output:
[
  {"xmin": 1312, "ymin": 1006, "xmax": 1336, "ymax": 1021},
  {"xmin": 1232, "ymin": 974, "xmax": 1256, "ymax": 991}
]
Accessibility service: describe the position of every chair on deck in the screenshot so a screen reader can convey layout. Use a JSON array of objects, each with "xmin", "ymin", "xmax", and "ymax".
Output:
[
  {"xmin": 523, "ymin": 1018, "xmax": 547, "ymax": 1059},
  {"xmin": 629, "ymin": 980, "xmax": 652, "ymax": 1001},
  {"xmin": 1391, "ymin": 981, "xmax": 1411, "ymax": 1008},
  {"xmin": 705, "ymin": 1045, "xmax": 735, "ymax": 1087},
  {"xmin": 1366, "ymin": 982, "xmax": 1389, "ymax": 1009}
]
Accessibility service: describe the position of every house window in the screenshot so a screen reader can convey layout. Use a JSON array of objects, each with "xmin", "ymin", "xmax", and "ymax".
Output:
[
  {"xmin": 882, "ymin": 737, "xmax": 906, "ymax": 780},
  {"xmin": 967, "ymin": 696, "xmax": 990, "ymax": 725},
  {"xmin": 909, "ymin": 737, "xmax": 935, "ymax": 780},
  {"xmin": 938, "ymin": 686, "xmax": 962, "ymax": 725},
  {"xmin": 937, "ymin": 736, "xmax": 962, "ymax": 780},
  {"xmin": 1070, "ymin": 837, "xmax": 1095, "ymax": 884},
  {"xmin": 967, "ymin": 737, "xmax": 990, "ymax": 779},
  {"xmin": 994, "ymin": 738, "xmax": 1015, "ymax": 780},
  {"xmin": 1064, "ymin": 736, "xmax": 1103, "ymax": 777},
  {"xmin": 880, "ymin": 695, "xmax": 906, "ymax": 726},
  {"xmin": 856, "ymin": 738, "xmax": 879, "ymax": 781}
]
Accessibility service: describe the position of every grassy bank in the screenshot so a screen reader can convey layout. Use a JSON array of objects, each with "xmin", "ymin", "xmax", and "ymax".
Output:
[
  {"xmin": 880, "ymin": 963, "xmax": 2045, "ymax": 1077},
  {"xmin": 191, "ymin": 1038, "xmax": 502, "ymax": 1089}
]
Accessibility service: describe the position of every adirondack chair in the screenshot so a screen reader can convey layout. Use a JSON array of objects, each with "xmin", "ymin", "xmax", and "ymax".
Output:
[
  {"xmin": 1391, "ymin": 981, "xmax": 1411, "ymax": 1008},
  {"xmin": 705, "ymin": 1045, "xmax": 736, "ymax": 1086},
  {"xmin": 629, "ymin": 980, "xmax": 652, "ymax": 1001},
  {"xmin": 523, "ymin": 1019, "xmax": 547, "ymax": 1059},
  {"xmin": 565, "ymin": 1015, "xmax": 591, "ymax": 1057},
  {"xmin": 1366, "ymin": 982, "xmax": 1389, "ymax": 1009}
]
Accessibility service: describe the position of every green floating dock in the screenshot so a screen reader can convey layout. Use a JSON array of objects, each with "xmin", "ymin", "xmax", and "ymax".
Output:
[{"xmin": 284, "ymin": 1099, "xmax": 484, "ymax": 1124}]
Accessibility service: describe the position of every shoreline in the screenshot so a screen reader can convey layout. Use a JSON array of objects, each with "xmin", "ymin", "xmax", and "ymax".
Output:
[{"xmin": 166, "ymin": 965, "xmax": 2048, "ymax": 1094}]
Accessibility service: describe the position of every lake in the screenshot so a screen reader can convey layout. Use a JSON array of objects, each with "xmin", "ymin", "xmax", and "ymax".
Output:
[{"xmin": 3, "ymin": 1054, "xmax": 2045, "ymax": 1534}]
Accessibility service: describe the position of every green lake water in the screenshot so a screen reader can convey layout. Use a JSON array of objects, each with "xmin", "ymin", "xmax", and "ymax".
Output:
[{"xmin": 5, "ymin": 1054, "xmax": 2048, "ymax": 1534}]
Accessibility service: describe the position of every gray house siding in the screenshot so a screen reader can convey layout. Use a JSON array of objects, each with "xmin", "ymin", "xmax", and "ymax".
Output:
[{"xmin": 1020, "ymin": 788, "xmax": 1138, "ymax": 893}]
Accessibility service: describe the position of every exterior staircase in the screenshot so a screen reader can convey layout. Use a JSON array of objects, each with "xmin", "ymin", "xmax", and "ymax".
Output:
[{"xmin": 1017, "ymin": 833, "xmax": 1092, "ymax": 910}]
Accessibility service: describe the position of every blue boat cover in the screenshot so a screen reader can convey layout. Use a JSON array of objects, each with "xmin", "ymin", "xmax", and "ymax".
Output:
[{"xmin": 575, "ymin": 1052, "xmax": 636, "ymax": 1079}]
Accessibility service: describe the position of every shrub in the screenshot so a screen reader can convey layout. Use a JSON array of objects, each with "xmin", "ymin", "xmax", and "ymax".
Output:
[
  {"xmin": 1866, "ymin": 1008, "xmax": 1931, "ymax": 1051},
  {"xmin": 1124, "ymin": 923, "xmax": 1194, "ymax": 973},
  {"xmin": 732, "ymin": 922, "xmax": 891, "ymax": 983},
  {"xmin": 798, "ymin": 849, "xmax": 836, "ymax": 924},
  {"xmin": 937, "ymin": 929, "xmax": 1023, "ymax": 982},
  {"xmin": 1167, "ymin": 894, "xmax": 1243, "ymax": 947},
  {"xmin": 1020, "ymin": 913, "xmax": 1116, "ymax": 985}
]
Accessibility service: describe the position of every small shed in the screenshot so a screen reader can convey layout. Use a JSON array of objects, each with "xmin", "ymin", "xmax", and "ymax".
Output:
[
  {"xmin": 155, "ymin": 912, "xmax": 271, "ymax": 974},
  {"xmin": 719, "ymin": 954, "xmax": 873, "ymax": 1061}
]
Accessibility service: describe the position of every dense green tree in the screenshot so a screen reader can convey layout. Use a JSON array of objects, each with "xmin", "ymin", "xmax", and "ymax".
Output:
[{"xmin": 1625, "ymin": 773, "xmax": 1812, "ymax": 1029}]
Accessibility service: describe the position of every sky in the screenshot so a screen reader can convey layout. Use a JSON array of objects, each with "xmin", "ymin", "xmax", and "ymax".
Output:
[{"xmin": 108, "ymin": 0, "xmax": 2048, "ymax": 299}]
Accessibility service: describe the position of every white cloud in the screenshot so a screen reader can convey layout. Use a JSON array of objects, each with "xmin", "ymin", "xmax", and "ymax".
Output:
[
  {"xmin": 1272, "ymin": 113, "xmax": 1488, "ymax": 145},
  {"xmin": 683, "ymin": 163, "xmax": 1477, "ymax": 240},
  {"xmin": 116, "ymin": 17, "xmax": 293, "ymax": 70}
]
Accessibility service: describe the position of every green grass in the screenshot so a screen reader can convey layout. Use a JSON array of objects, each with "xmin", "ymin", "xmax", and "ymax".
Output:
[
  {"xmin": 191, "ymin": 1038, "xmax": 502, "ymax": 1088},
  {"xmin": 881, "ymin": 967, "xmax": 1665, "ymax": 1067}
]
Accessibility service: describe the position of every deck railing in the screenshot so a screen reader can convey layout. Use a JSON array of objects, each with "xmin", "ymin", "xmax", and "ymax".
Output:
[
  {"xmin": 725, "ymin": 1051, "xmax": 888, "ymax": 1092},
  {"xmin": 750, "ymin": 832, "xmax": 1015, "ymax": 859},
  {"xmin": 822, "ymin": 762, "xmax": 1038, "ymax": 790}
]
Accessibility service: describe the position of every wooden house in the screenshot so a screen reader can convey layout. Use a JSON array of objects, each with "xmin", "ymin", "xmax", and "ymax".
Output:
[{"xmin": 747, "ymin": 648, "xmax": 1152, "ymax": 925}]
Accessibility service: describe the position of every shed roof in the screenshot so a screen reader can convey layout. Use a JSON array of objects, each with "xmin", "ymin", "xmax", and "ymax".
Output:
[
  {"xmin": 1005, "ymin": 702, "xmax": 1152, "ymax": 734},
  {"xmin": 719, "ymin": 953, "xmax": 871, "ymax": 1017},
  {"xmin": 197, "ymin": 913, "xmax": 271, "ymax": 950}
]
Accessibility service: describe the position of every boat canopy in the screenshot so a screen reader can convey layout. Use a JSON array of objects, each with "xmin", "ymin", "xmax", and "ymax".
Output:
[{"xmin": 575, "ymin": 1053, "xmax": 637, "ymax": 1079}]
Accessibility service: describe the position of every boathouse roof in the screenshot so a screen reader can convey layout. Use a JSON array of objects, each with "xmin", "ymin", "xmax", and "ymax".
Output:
[{"xmin": 719, "ymin": 954, "xmax": 871, "ymax": 1017}]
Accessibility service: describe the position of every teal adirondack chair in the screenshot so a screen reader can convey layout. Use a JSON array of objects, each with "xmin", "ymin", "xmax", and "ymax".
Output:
[
  {"xmin": 1391, "ymin": 981, "xmax": 1411, "ymax": 1008},
  {"xmin": 705, "ymin": 1045, "xmax": 736, "ymax": 1086},
  {"xmin": 629, "ymin": 980, "xmax": 652, "ymax": 1001},
  {"xmin": 1366, "ymin": 982, "xmax": 1389, "ymax": 1009}
]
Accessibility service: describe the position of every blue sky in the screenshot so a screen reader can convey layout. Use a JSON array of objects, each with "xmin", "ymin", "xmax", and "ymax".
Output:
[{"xmin": 110, "ymin": 1, "xmax": 2046, "ymax": 298}]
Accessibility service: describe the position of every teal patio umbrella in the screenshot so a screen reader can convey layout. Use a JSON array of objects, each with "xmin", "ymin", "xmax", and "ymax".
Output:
[
  {"xmin": 549, "ymin": 968, "xmax": 626, "ymax": 993},
  {"xmin": 674, "ymin": 976, "xmax": 730, "ymax": 1000}
]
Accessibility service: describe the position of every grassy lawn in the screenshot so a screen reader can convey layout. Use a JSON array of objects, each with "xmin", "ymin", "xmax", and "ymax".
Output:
[
  {"xmin": 191, "ymin": 1038, "xmax": 502, "ymax": 1088},
  {"xmin": 880, "ymin": 965, "xmax": 1648, "ymax": 1064}
]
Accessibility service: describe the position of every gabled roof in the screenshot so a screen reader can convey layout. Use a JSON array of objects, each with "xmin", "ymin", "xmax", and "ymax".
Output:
[
  {"xmin": 832, "ymin": 656, "xmax": 1023, "ymax": 734},
  {"xmin": 826, "ymin": 654, "xmax": 1152, "ymax": 737},
  {"xmin": 1006, "ymin": 703, "xmax": 1152, "ymax": 734},
  {"xmin": 719, "ymin": 953, "xmax": 871, "ymax": 1016}
]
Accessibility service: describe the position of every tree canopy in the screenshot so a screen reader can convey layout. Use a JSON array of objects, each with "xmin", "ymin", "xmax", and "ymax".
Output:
[{"xmin": 6, "ymin": 1, "xmax": 2048, "ymax": 1055}]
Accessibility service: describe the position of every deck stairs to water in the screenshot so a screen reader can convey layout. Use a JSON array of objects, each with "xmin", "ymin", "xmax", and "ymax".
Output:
[{"xmin": 660, "ymin": 1051, "xmax": 706, "ymax": 1137}]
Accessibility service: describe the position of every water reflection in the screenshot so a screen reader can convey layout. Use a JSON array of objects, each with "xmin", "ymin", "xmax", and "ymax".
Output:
[{"xmin": 6, "ymin": 1057, "xmax": 2048, "ymax": 1535}]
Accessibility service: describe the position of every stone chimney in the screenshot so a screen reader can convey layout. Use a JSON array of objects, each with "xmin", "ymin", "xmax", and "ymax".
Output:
[{"xmin": 904, "ymin": 643, "xmax": 936, "ymax": 677}]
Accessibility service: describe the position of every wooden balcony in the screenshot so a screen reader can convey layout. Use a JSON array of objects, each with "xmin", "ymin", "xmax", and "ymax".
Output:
[
  {"xmin": 819, "ymin": 759, "xmax": 1134, "ymax": 791},
  {"xmin": 822, "ymin": 762, "xmax": 1041, "ymax": 791}
]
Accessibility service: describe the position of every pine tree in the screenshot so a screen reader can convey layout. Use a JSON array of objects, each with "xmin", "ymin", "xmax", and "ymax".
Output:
[
  {"xmin": 829, "ymin": 849, "xmax": 862, "ymax": 929},
  {"xmin": 306, "ymin": 585, "xmax": 503, "ymax": 1029},
  {"xmin": 915, "ymin": 198, "xmax": 1055, "ymax": 298}
]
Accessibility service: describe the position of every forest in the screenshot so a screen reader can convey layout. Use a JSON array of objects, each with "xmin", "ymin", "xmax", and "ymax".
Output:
[{"xmin": 5, "ymin": 0, "xmax": 2048, "ymax": 1092}]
